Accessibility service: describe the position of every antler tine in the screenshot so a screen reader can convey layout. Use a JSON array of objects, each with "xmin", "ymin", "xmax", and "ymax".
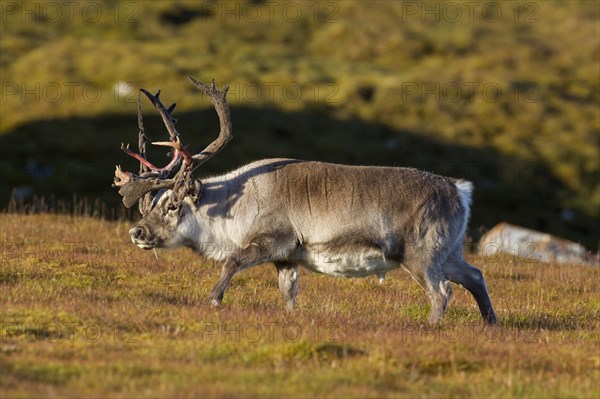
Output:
[
  {"xmin": 137, "ymin": 91, "xmax": 156, "ymax": 214},
  {"xmin": 152, "ymin": 137, "xmax": 192, "ymax": 164},
  {"xmin": 187, "ymin": 76, "xmax": 232, "ymax": 171},
  {"xmin": 138, "ymin": 87, "xmax": 185, "ymax": 175},
  {"xmin": 121, "ymin": 142, "xmax": 159, "ymax": 170},
  {"xmin": 140, "ymin": 88, "xmax": 179, "ymax": 142},
  {"xmin": 137, "ymin": 91, "xmax": 149, "ymax": 174},
  {"xmin": 114, "ymin": 165, "xmax": 131, "ymax": 187}
]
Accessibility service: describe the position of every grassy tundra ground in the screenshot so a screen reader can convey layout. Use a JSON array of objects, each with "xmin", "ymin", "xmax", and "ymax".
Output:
[{"xmin": 0, "ymin": 214, "xmax": 598, "ymax": 397}]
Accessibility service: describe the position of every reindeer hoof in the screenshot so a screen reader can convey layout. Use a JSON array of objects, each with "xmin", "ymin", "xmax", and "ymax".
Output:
[
  {"xmin": 210, "ymin": 298, "xmax": 221, "ymax": 307},
  {"xmin": 285, "ymin": 302, "xmax": 296, "ymax": 312}
]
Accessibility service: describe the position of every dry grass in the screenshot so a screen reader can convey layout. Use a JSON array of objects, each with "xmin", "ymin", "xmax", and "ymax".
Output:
[{"xmin": 1, "ymin": 213, "xmax": 599, "ymax": 397}]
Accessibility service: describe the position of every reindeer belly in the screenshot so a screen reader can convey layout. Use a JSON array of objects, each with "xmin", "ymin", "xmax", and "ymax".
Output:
[{"xmin": 302, "ymin": 247, "xmax": 399, "ymax": 277}]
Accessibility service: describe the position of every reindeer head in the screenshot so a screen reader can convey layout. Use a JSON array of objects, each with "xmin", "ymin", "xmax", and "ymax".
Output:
[{"xmin": 113, "ymin": 77, "xmax": 232, "ymax": 249}]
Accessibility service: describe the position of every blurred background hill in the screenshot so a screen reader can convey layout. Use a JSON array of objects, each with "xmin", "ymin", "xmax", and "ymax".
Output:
[{"xmin": 0, "ymin": 0, "xmax": 598, "ymax": 249}]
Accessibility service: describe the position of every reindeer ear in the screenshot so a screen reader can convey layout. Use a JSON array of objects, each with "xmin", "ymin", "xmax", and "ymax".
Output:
[{"xmin": 189, "ymin": 180, "xmax": 203, "ymax": 203}]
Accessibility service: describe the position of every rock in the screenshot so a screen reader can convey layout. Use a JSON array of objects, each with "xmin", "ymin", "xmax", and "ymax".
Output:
[{"xmin": 478, "ymin": 222, "xmax": 599, "ymax": 266}]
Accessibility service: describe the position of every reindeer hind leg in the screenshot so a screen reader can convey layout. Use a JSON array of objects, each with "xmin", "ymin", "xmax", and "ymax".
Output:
[{"xmin": 274, "ymin": 262, "xmax": 299, "ymax": 310}]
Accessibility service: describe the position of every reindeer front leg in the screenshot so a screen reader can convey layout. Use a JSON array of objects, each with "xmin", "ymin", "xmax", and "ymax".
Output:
[
  {"xmin": 208, "ymin": 257, "xmax": 240, "ymax": 306},
  {"xmin": 208, "ymin": 245, "xmax": 267, "ymax": 306}
]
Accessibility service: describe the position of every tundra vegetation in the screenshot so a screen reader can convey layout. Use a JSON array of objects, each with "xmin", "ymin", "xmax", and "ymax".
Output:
[
  {"xmin": 0, "ymin": 0, "xmax": 599, "ymax": 397},
  {"xmin": 0, "ymin": 213, "xmax": 599, "ymax": 397}
]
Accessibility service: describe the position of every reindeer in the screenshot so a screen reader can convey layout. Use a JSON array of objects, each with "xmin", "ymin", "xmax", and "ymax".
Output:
[{"xmin": 113, "ymin": 77, "xmax": 497, "ymax": 324}]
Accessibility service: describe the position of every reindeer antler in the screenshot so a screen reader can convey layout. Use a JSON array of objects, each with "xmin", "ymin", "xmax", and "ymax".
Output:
[
  {"xmin": 187, "ymin": 77, "xmax": 232, "ymax": 171},
  {"xmin": 113, "ymin": 77, "xmax": 232, "ymax": 212}
]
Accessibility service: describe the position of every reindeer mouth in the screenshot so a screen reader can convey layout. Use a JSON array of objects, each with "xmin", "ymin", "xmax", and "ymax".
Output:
[
  {"xmin": 132, "ymin": 240, "xmax": 156, "ymax": 250},
  {"xmin": 130, "ymin": 227, "xmax": 158, "ymax": 249}
]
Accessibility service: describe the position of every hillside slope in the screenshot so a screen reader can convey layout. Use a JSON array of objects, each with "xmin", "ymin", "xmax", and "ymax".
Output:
[{"xmin": 1, "ymin": 1, "xmax": 598, "ymax": 248}]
